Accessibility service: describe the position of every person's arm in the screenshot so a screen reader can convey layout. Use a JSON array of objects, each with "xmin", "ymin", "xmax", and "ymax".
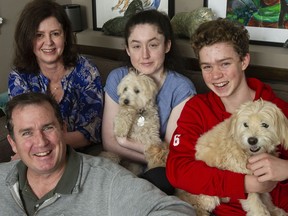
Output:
[
  {"xmin": 64, "ymin": 131, "xmax": 91, "ymax": 148},
  {"xmin": 110, "ymin": 167, "xmax": 196, "ymax": 216},
  {"xmin": 164, "ymin": 96, "xmax": 192, "ymax": 143},
  {"xmin": 102, "ymin": 93, "xmax": 146, "ymax": 162},
  {"xmin": 244, "ymin": 174, "xmax": 277, "ymax": 194}
]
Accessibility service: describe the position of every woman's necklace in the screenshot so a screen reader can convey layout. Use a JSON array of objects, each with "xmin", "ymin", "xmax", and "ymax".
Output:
[
  {"xmin": 49, "ymin": 82, "xmax": 63, "ymax": 102},
  {"xmin": 50, "ymin": 82, "xmax": 62, "ymax": 92}
]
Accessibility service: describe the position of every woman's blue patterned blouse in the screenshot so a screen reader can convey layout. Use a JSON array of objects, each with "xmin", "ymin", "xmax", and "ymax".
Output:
[{"xmin": 8, "ymin": 55, "xmax": 103, "ymax": 144}]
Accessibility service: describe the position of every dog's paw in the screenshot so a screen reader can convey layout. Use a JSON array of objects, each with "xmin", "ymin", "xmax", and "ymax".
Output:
[
  {"xmin": 99, "ymin": 151, "xmax": 121, "ymax": 164},
  {"xmin": 269, "ymin": 207, "xmax": 288, "ymax": 216},
  {"xmin": 145, "ymin": 143, "xmax": 169, "ymax": 169},
  {"xmin": 175, "ymin": 190, "xmax": 215, "ymax": 216}
]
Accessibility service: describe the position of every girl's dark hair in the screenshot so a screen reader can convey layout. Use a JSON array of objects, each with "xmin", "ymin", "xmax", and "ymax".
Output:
[
  {"xmin": 124, "ymin": 9, "xmax": 183, "ymax": 71},
  {"xmin": 191, "ymin": 18, "xmax": 250, "ymax": 61},
  {"xmin": 13, "ymin": 0, "xmax": 78, "ymax": 74},
  {"xmin": 5, "ymin": 92, "xmax": 64, "ymax": 138}
]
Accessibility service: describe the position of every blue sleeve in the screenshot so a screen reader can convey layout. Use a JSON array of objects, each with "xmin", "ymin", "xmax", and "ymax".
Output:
[
  {"xmin": 157, "ymin": 71, "xmax": 196, "ymax": 138},
  {"xmin": 172, "ymin": 73, "xmax": 196, "ymax": 107},
  {"xmin": 104, "ymin": 66, "xmax": 129, "ymax": 103},
  {"xmin": 8, "ymin": 70, "xmax": 30, "ymax": 99},
  {"xmin": 8, "ymin": 70, "xmax": 47, "ymax": 100}
]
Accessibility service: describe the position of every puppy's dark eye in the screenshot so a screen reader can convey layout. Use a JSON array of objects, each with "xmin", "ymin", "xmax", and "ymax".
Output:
[
  {"xmin": 261, "ymin": 123, "xmax": 269, "ymax": 128},
  {"xmin": 243, "ymin": 122, "xmax": 248, "ymax": 128},
  {"xmin": 123, "ymin": 87, "xmax": 127, "ymax": 92},
  {"xmin": 134, "ymin": 88, "xmax": 140, "ymax": 94}
]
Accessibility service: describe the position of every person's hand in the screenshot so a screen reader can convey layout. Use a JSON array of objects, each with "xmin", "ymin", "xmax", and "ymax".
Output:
[
  {"xmin": 247, "ymin": 153, "xmax": 288, "ymax": 182},
  {"xmin": 115, "ymin": 136, "xmax": 145, "ymax": 153},
  {"xmin": 116, "ymin": 136, "xmax": 128, "ymax": 147},
  {"xmin": 244, "ymin": 174, "xmax": 277, "ymax": 193},
  {"xmin": 10, "ymin": 153, "xmax": 20, "ymax": 161}
]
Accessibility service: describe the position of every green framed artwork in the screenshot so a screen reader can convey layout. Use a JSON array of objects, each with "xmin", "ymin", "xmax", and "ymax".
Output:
[{"xmin": 204, "ymin": 0, "xmax": 288, "ymax": 46}]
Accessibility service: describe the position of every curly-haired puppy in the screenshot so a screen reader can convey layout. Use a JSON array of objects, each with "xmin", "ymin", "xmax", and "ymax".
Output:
[
  {"xmin": 103, "ymin": 68, "xmax": 168, "ymax": 175},
  {"xmin": 177, "ymin": 99, "xmax": 288, "ymax": 216}
]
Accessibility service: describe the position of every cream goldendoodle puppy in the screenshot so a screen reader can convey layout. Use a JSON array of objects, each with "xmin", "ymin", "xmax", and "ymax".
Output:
[
  {"xmin": 103, "ymin": 68, "xmax": 168, "ymax": 174},
  {"xmin": 177, "ymin": 99, "xmax": 288, "ymax": 216}
]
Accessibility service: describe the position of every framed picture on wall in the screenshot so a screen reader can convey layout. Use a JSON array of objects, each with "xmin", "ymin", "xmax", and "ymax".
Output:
[
  {"xmin": 92, "ymin": 0, "xmax": 175, "ymax": 30},
  {"xmin": 204, "ymin": 0, "xmax": 288, "ymax": 46}
]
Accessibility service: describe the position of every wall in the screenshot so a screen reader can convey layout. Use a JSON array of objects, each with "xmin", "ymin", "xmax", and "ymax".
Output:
[
  {"xmin": 73, "ymin": 0, "xmax": 288, "ymax": 70},
  {"xmin": 175, "ymin": 0, "xmax": 203, "ymax": 13},
  {"xmin": 0, "ymin": 0, "xmax": 30, "ymax": 93},
  {"xmin": 70, "ymin": 0, "xmax": 203, "ymax": 30}
]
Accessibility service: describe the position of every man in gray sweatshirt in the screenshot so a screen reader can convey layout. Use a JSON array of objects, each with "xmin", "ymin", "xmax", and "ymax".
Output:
[{"xmin": 0, "ymin": 92, "xmax": 195, "ymax": 216}]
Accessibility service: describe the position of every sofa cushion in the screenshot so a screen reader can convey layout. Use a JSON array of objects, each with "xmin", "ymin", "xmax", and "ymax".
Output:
[
  {"xmin": 180, "ymin": 70, "xmax": 210, "ymax": 94},
  {"xmin": 265, "ymin": 81, "xmax": 288, "ymax": 102},
  {"xmin": 87, "ymin": 56, "xmax": 124, "ymax": 85}
]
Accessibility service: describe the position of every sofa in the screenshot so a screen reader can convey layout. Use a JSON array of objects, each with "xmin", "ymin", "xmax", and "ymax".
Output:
[{"xmin": 0, "ymin": 54, "xmax": 287, "ymax": 162}]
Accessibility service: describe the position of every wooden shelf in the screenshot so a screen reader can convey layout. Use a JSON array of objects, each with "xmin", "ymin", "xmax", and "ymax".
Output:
[{"xmin": 75, "ymin": 29, "xmax": 125, "ymax": 50}]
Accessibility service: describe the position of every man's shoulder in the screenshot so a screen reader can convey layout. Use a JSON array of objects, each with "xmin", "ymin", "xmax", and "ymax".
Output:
[
  {"xmin": 0, "ymin": 161, "xmax": 18, "ymax": 169},
  {"xmin": 0, "ymin": 161, "xmax": 18, "ymax": 181},
  {"xmin": 80, "ymin": 153, "xmax": 128, "ymax": 174}
]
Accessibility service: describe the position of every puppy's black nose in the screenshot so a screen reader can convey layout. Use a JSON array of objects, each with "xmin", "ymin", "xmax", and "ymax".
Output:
[
  {"xmin": 124, "ymin": 99, "xmax": 129, "ymax": 105},
  {"xmin": 248, "ymin": 137, "xmax": 258, "ymax": 145}
]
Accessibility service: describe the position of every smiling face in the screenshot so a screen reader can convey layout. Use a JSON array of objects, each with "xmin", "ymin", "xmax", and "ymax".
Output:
[
  {"xmin": 125, "ymin": 24, "xmax": 171, "ymax": 77},
  {"xmin": 33, "ymin": 16, "xmax": 65, "ymax": 68},
  {"xmin": 199, "ymin": 42, "xmax": 250, "ymax": 99},
  {"xmin": 7, "ymin": 102, "xmax": 67, "ymax": 176}
]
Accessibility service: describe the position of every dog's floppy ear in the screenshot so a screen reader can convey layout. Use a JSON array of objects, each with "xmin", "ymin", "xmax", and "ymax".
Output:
[
  {"xmin": 117, "ymin": 72, "xmax": 133, "ymax": 96},
  {"xmin": 257, "ymin": 100, "xmax": 288, "ymax": 149},
  {"xmin": 227, "ymin": 112, "xmax": 237, "ymax": 140},
  {"xmin": 141, "ymin": 74, "xmax": 158, "ymax": 97},
  {"xmin": 281, "ymin": 117, "xmax": 288, "ymax": 149},
  {"xmin": 117, "ymin": 76, "xmax": 125, "ymax": 96},
  {"xmin": 227, "ymin": 101, "xmax": 251, "ymax": 140},
  {"xmin": 274, "ymin": 107, "xmax": 288, "ymax": 149}
]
